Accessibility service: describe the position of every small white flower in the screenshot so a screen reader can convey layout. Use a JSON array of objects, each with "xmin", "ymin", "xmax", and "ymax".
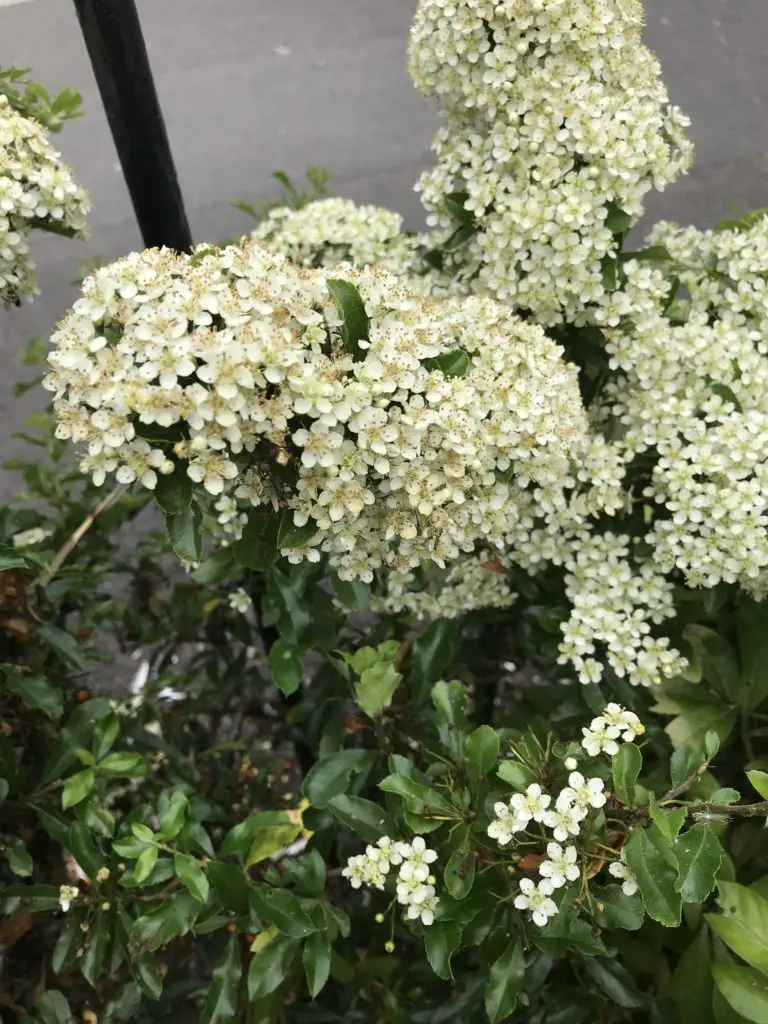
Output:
[
  {"xmin": 510, "ymin": 783, "xmax": 551, "ymax": 827},
  {"xmin": 538, "ymin": 843, "xmax": 580, "ymax": 889},
  {"xmin": 398, "ymin": 835, "xmax": 438, "ymax": 883},
  {"xmin": 544, "ymin": 802, "xmax": 587, "ymax": 843},
  {"xmin": 609, "ymin": 858, "xmax": 639, "ymax": 897},
  {"xmin": 564, "ymin": 756, "xmax": 579, "ymax": 771},
  {"xmin": 59, "ymin": 884, "xmax": 79, "ymax": 912},
  {"xmin": 559, "ymin": 772, "xmax": 607, "ymax": 811},
  {"xmin": 228, "ymin": 588, "xmax": 251, "ymax": 614},
  {"xmin": 514, "ymin": 877, "xmax": 559, "ymax": 927},
  {"xmin": 581, "ymin": 723, "xmax": 620, "ymax": 759}
]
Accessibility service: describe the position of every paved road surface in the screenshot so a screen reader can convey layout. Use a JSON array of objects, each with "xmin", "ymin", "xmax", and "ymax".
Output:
[{"xmin": 1, "ymin": 0, "xmax": 766, "ymax": 494}]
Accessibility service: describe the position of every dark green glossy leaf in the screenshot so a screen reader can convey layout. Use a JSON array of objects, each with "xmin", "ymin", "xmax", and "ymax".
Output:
[
  {"xmin": 81, "ymin": 913, "xmax": 110, "ymax": 987},
  {"xmin": 444, "ymin": 846, "xmax": 475, "ymax": 900},
  {"xmin": 62, "ymin": 769, "xmax": 95, "ymax": 809},
  {"xmin": 612, "ymin": 742, "xmax": 642, "ymax": 805},
  {"xmin": 249, "ymin": 886, "xmax": 316, "ymax": 938},
  {"xmin": 67, "ymin": 822, "xmax": 103, "ymax": 879},
  {"xmin": 707, "ymin": 882, "xmax": 768, "ymax": 977},
  {"xmin": 327, "ymin": 794, "xmax": 392, "ymax": 843},
  {"xmin": 443, "ymin": 191, "xmax": 474, "ymax": 226},
  {"xmin": 623, "ymin": 829, "xmax": 681, "ymax": 927},
  {"xmin": 165, "ymin": 505, "xmax": 202, "ymax": 564},
  {"xmin": 675, "ymin": 824, "xmax": 723, "ymax": 903},
  {"xmin": 129, "ymin": 891, "xmax": 201, "ymax": 955},
  {"xmin": 465, "ymin": 726, "xmax": 499, "ymax": 788},
  {"xmin": 326, "ymin": 279, "xmax": 369, "ymax": 361},
  {"xmin": 378, "ymin": 773, "xmax": 455, "ymax": 817},
  {"xmin": 269, "ymin": 639, "xmax": 303, "ymax": 697},
  {"xmin": 201, "ymin": 934, "xmax": 242, "ymax": 1024},
  {"xmin": 423, "ymin": 349, "xmax": 470, "ymax": 378},
  {"xmin": 38, "ymin": 991, "xmax": 72, "ymax": 1024},
  {"xmin": 277, "ymin": 510, "xmax": 319, "ymax": 550},
  {"xmin": 425, "ymin": 921, "xmax": 461, "ymax": 981},
  {"xmin": 154, "ymin": 463, "xmax": 192, "ymax": 514},
  {"xmin": 4, "ymin": 669, "xmax": 62, "ymax": 719},
  {"xmin": 302, "ymin": 749, "xmax": 375, "ymax": 809},
  {"xmin": 583, "ymin": 957, "xmax": 646, "ymax": 1008},
  {"xmin": 247, "ymin": 935, "xmax": 300, "ymax": 1000},
  {"xmin": 485, "ymin": 938, "xmax": 524, "ymax": 1023},
  {"xmin": 209, "ymin": 860, "xmax": 251, "ymax": 915},
  {"xmin": 174, "ymin": 853, "xmax": 210, "ymax": 902},
  {"xmin": 303, "ymin": 930, "xmax": 332, "ymax": 998}
]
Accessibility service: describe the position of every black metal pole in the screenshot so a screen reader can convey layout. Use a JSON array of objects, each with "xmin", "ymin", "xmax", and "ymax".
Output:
[{"xmin": 72, "ymin": 0, "xmax": 193, "ymax": 252}]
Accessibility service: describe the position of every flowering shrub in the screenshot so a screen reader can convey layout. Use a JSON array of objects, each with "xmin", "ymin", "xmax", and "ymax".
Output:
[
  {"xmin": 0, "ymin": 87, "xmax": 89, "ymax": 307},
  {"xmin": 4, "ymin": 7, "xmax": 768, "ymax": 1023}
]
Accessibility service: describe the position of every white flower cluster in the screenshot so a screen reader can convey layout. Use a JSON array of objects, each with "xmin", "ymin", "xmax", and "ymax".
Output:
[
  {"xmin": 408, "ymin": 0, "xmax": 693, "ymax": 324},
  {"xmin": 253, "ymin": 197, "xmax": 422, "ymax": 279},
  {"xmin": 488, "ymin": 771, "xmax": 605, "ymax": 848},
  {"xmin": 598, "ymin": 223, "xmax": 768, "ymax": 595},
  {"xmin": 0, "ymin": 95, "xmax": 89, "ymax": 307},
  {"xmin": 342, "ymin": 835, "xmax": 439, "ymax": 926},
  {"xmin": 58, "ymin": 884, "xmax": 79, "ymax": 912},
  {"xmin": 46, "ymin": 240, "xmax": 587, "ymax": 582},
  {"xmin": 582, "ymin": 702, "xmax": 644, "ymax": 756},
  {"xmin": 371, "ymin": 551, "xmax": 516, "ymax": 619}
]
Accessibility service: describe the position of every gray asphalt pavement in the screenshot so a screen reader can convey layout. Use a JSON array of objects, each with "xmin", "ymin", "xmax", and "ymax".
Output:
[{"xmin": 1, "ymin": 0, "xmax": 767, "ymax": 496}]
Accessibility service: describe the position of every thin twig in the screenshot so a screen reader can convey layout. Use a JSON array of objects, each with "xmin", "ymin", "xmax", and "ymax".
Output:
[{"xmin": 37, "ymin": 485, "xmax": 125, "ymax": 585}]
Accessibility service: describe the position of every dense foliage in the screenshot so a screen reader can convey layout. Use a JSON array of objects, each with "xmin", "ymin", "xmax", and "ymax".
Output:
[{"xmin": 3, "ymin": 5, "xmax": 768, "ymax": 1023}]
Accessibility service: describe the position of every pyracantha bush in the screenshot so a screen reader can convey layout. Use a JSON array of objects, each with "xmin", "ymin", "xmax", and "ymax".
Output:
[
  {"xmin": 0, "ymin": 93, "xmax": 89, "ymax": 307},
  {"xmin": 5, "ymin": 4, "xmax": 768, "ymax": 1024}
]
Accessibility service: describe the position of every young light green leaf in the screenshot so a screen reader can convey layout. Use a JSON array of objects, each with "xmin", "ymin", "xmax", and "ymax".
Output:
[
  {"xmin": 134, "ymin": 845, "xmax": 159, "ymax": 883},
  {"xmin": 497, "ymin": 760, "xmax": 537, "ymax": 791},
  {"xmin": 62, "ymin": 769, "xmax": 95, "ymax": 810},
  {"xmin": 623, "ymin": 829, "xmax": 682, "ymax": 927},
  {"xmin": 326, "ymin": 279, "xmax": 369, "ymax": 361},
  {"xmin": 465, "ymin": 725, "xmax": 499, "ymax": 788},
  {"xmin": 378, "ymin": 773, "xmax": 456, "ymax": 817},
  {"xmin": 712, "ymin": 964, "xmax": 768, "ymax": 1023},
  {"xmin": 354, "ymin": 660, "xmax": 402, "ymax": 718},
  {"xmin": 747, "ymin": 771, "xmax": 768, "ymax": 801},
  {"xmin": 159, "ymin": 790, "xmax": 188, "ymax": 839},
  {"xmin": 174, "ymin": 854, "xmax": 210, "ymax": 902},
  {"xmin": 201, "ymin": 934, "xmax": 241, "ymax": 1024},
  {"xmin": 674, "ymin": 824, "xmax": 723, "ymax": 903},
  {"xmin": 649, "ymin": 797, "xmax": 687, "ymax": 844},
  {"xmin": 485, "ymin": 938, "xmax": 525, "ymax": 1023},
  {"xmin": 269, "ymin": 639, "xmax": 304, "ymax": 697},
  {"xmin": 424, "ymin": 921, "xmax": 461, "ymax": 981},
  {"xmin": 707, "ymin": 882, "xmax": 768, "ymax": 976},
  {"xmin": 612, "ymin": 742, "xmax": 642, "ymax": 805},
  {"xmin": 99, "ymin": 752, "xmax": 147, "ymax": 778},
  {"xmin": 303, "ymin": 930, "xmax": 332, "ymax": 998}
]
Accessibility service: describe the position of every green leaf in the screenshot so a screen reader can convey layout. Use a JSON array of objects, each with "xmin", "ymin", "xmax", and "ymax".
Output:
[
  {"xmin": 327, "ymin": 794, "xmax": 392, "ymax": 843},
  {"xmin": 233, "ymin": 507, "xmax": 279, "ymax": 570},
  {"xmin": 665, "ymin": 704, "xmax": 738, "ymax": 754},
  {"xmin": 37, "ymin": 621, "xmax": 87, "ymax": 670},
  {"xmin": 583, "ymin": 957, "xmax": 646, "ymax": 1008},
  {"xmin": 0, "ymin": 779, "xmax": 8, "ymax": 806},
  {"xmin": 605, "ymin": 201, "xmax": 633, "ymax": 235},
  {"xmin": 326, "ymin": 279, "xmax": 369, "ymax": 361},
  {"xmin": 62, "ymin": 769, "xmax": 95, "ymax": 809},
  {"xmin": 497, "ymin": 760, "xmax": 537, "ymax": 790},
  {"xmin": 737, "ymin": 601, "xmax": 768, "ymax": 711},
  {"xmin": 378, "ymin": 773, "xmax": 456, "ymax": 817},
  {"xmin": 412, "ymin": 622, "xmax": 456, "ymax": 694},
  {"xmin": 277, "ymin": 510, "xmax": 319, "ymax": 550},
  {"xmin": 191, "ymin": 549, "xmax": 236, "ymax": 585},
  {"xmin": 707, "ymin": 881, "xmax": 768, "ymax": 977},
  {"xmin": 53, "ymin": 909, "xmax": 86, "ymax": 973},
  {"xmin": 248, "ymin": 935, "xmax": 300, "ymax": 1000},
  {"xmin": 444, "ymin": 846, "xmax": 475, "ymax": 900},
  {"xmin": 4, "ymin": 670, "xmax": 62, "ymax": 719},
  {"xmin": 303, "ymin": 930, "xmax": 332, "ymax": 998},
  {"xmin": 675, "ymin": 824, "xmax": 724, "ymax": 903},
  {"xmin": 671, "ymin": 741, "xmax": 709, "ymax": 788},
  {"xmin": 129, "ymin": 891, "xmax": 201, "ymax": 955},
  {"xmin": 649, "ymin": 798, "xmax": 687, "ymax": 844},
  {"xmin": 623, "ymin": 828, "xmax": 682, "ymax": 926},
  {"xmin": 0, "ymin": 549, "xmax": 28, "ymax": 570},
  {"xmin": 174, "ymin": 853, "xmax": 210, "ymax": 902},
  {"xmin": 268, "ymin": 639, "xmax": 303, "ymax": 697},
  {"xmin": 208, "ymin": 860, "xmax": 251, "ymax": 915},
  {"xmin": 4, "ymin": 837, "xmax": 33, "ymax": 876},
  {"xmin": 154, "ymin": 463, "xmax": 192, "ymax": 515},
  {"xmin": 134, "ymin": 846, "xmax": 159, "ymax": 883},
  {"xmin": 38, "ymin": 991, "xmax": 72, "ymax": 1024},
  {"xmin": 68, "ymin": 822, "xmax": 103, "ymax": 879},
  {"xmin": 220, "ymin": 810, "xmax": 300, "ymax": 862},
  {"xmin": 465, "ymin": 726, "xmax": 499, "ymax": 788},
  {"xmin": 593, "ymin": 885, "xmax": 645, "ymax": 932},
  {"xmin": 485, "ymin": 937, "xmax": 525, "ymax": 1023},
  {"xmin": 201, "ymin": 934, "xmax": 242, "ymax": 1024},
  {"xmin": 302, "ymin": 749, "xmax": 375, "ymax": 809},
  {"xmin": 131, "ymin": 823, "xmax": 155, "ymax": 842},
  {"xmin": 431, "ymin": 679, "xmax": 469, "ymax": 733},
  {"xmin": 130, "ymin": 952, "xmax": 163, "ymax": 1001},
  {"xmin": 683, "ymin": 625, "xmax": 740, "ymax": 700},
  {"xmin": 103, "ymin": 981, "xmax": 142, "ymax": 1022},
  {"xmin": 443, "ymin": 191, "xmax": 474, "ymax": 226},
  {"xmin": 92, "ymin": 714, "xmax": 120, "ymax": 761},
  {"xmin": 713, "ymin": 964, "xmax": 768, "ymax": 1023},
  {"xmin": 99, "ymin": 752, "xmax": 148, "ymax": 778},
  {"xmin": 612, "ymin": 742, "xmax": 642, "ymax": 805},
  {"xmin": 159, "ymin": 790, "xmax": 188, "ymax": 839},
  {"xmin": 671, "ymin": 926, "xmax": 715, "ymax": 1023},
  {"xmin": 82, "ymin": 913, "xmax": 110, "ymax": 987},
  {"xmin": 748, "ymin": 772, "xmax": 768, "ymax": 801},
  {"xmin": 249, "ymin": 886, "xmax": 316, "ymax": 938},
  {"xmin": 423, "ymin": 349, "xmax": 470, "ymax": 378},
  {"xmin": 425, "ymin": 921, "xmax": 461, "ymax": 981},
  {"xmin": 3, "ymin": 882, "xmax": 61, "ymax": 910},
  {"xmin": 165, "ymin": 506, "xmax": 202, "ymax": 563},
  {"xmin": 354, "ymin": 660, "xmax": 402, "ymax": 719}
]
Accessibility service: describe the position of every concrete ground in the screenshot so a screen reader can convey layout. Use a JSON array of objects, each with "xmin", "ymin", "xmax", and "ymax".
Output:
[{"xmin": 1, "ymin": 0, "xmax": 767, "ymax": 495}]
